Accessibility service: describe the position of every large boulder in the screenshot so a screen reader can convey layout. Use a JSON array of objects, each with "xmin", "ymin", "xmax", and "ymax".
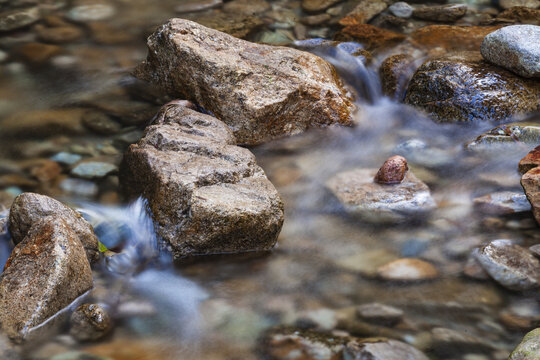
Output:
[
  {"xmin": 134, "ymin": 19, "xmax": 355, "ymax": 145},
  {"xmin": 0, "ymin": 217, "xmax": 93, "ymax": 342},
  {"xmin": 481, "ymin": 25, "xmax": 540, "ymax": 78},
  {"xmin": 8, "ymin": 193, "xmax": 99, "ymax": 263},
  {"xmin": 405, "ymin": 52, "xmax": 540, "ymax": 123},
  {"xmin": 121, "ymin": 103, "xmax": 284, "ymax": 260},
  {"xmin": 509, "ymin": 328, "xmax": 540, "ymax": 360}
]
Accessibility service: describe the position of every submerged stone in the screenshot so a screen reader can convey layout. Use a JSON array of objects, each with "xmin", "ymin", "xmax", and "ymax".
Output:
[
  {"xmin": 466, "ymin": 122, "xmax": 540, "ymax": 151},
  {"xmin": 8, "ymin": 192, "xmax": 99, "ymax": 263},
  {"xmin": 0, "ymin": 217, "xmax": 93, "ymax": 342},
  {"xmin": 481, "ymin": 25, "xmax": 540, "ymax": 78},
  {"xmin": 405, "ymin": 52, "xmax": 540, "ymax": 123},
  {"xmin": 70, "ymin": 304, "xmax": 112, "ymax": 342},
  {"xmin": 135, "ymin": 19, "xmax": 354, "ymax": 145},
  {"xmin": 0, "ymin": 7, "xmax": 40, "ymax": 32},
  {"xmin": 473, "ymin": 191, "xmax": 531, "ymax": 215},
  {"xmin": 121, "ymin": 103, "xmax": 284, "ymax": 259}
]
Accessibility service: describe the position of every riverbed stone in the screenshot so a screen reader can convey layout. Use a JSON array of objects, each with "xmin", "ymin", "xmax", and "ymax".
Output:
[
  {"xmin": 466, "ymin": 122, "xmax": 540, "ymax": 151},
  {"xmin": 338, "ymin": 0, "xmax": 387, "ymax": 26},
  {"xmin": 35, "ymin": 24, "xmax": 84, "ymax": 44},
  {"xmin": 389, "ymin": 2, "xmax": 413, "ymax": 18},
  {"xmin": 71, "ymin": 161, "xmax": 117, "ymax": 180},
  {"xmin": 410, "ymin": 25, "xmax": 502, "ymax": 51},
  {"xmin": 70, "ymin": 304, "xmax": 112, "ymax": 342},
  {"xmin": 121, "ymin": 103, "xmax": 284, "ymax": 259},
  {"xmin": 473, "ymin": 191, "xmax": 531, "ymax": 215},
  {"xmin": 481, "ymin": 25, "xmax": 540, "ymax": 78},
  {"xmin": 509, "ymin": 328, "xmax": 540, "ymax": 359},
  {"xmin": 379, "ymin": 54, "xmax": 414, "ymax": 100},
  {"xmin": 135, "ymin": 19, "xmax": 354, "ymax": 145},
  {"xmin": 499, "ymin": 0, "xmax": 540, "ymax": 9},
  {"xmin": 334, "ymin": 24, "xmax": 405, "ymax": 51},
  {"xmin": 0, "ymin": 108, "xmax": 86, "ymax": 138},
  {"xmin": 8, "ymin": 192, "xmax": 99, "ymax": 263},
  {"xmin": 302, "ymin": 0, "xmax": 342, "ymax": 13},
  {"xmin": 474, "ymin": 240, "xmax": 540, "ymax": 291},
  {"xmin": 413, "ymin": 4, "xmax": 468, "ymax": 22},
  {"xmin": 344, "ymin": 338, "xmax": 429, "ymax": 360},
  {"xmin": 222, "ymin": 0, "xmax": 270, "ymax": 15},
  {"xmin": 326, "ymin": 167, "xmax": 436, "ymax": 223},
  {"xmin": 430, "ymin": 327, "xmax": 494, "ymax": 356},
  {"xmin": 521, "ymin": 167, "xmax": 540, "ymax": 224},
  {"xmin": 377, "ymin": 258, "xmax": 439, "ymax": 281},
  {"xmin": 405, "ymin": 52, "xmax": 540, "ymax": 123},
  {"xmin": 355, "ymin": 303, "xmax": 404, "ymax": 326},
  {"xmin": 0, "ymin": 7, "xmax": 40, "ymax": 32},
  {"xmin": 496, "ymin": 7, "xmax": 540, "ymax": 25},
  {"xmin": 0, "ymin": 217, "xmax": 93, "ymax": 342},
  {"xmin": 519, "ymin": 145, "xmax": 540, "ymax": 174}
]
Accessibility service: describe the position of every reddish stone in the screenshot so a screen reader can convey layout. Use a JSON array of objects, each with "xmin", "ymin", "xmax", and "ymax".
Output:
[
  {"xmin": 519, "ymin": 145, "xmax": 540, "ymax": 174},
  {"xmin": 410, "ymin": 25, "xmax": 502, "ymax": 52},
  {"xmin": 374, "ymin": 155, "xmax": 408, "ymax": 185},
  {"xmin": 334, "ymin": 24, "xmax": 405, "ymax": 51}
]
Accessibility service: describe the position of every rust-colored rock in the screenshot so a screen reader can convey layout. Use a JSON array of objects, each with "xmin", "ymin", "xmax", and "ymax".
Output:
[
  {"xmin": 379, "ymin": 54, "xmax": 415, "ymax": 100},
  {"xmin": 374, "ymin": 155, "xmax": 408, "ymax": 184},
  {"xmin": 135, "ymin": 19, "xmax": 355, "ymax": 145},
  {"xmin": 496, "ymin": 7, "xmax": 540, "ymax": 26},
  {"xmin": 410, "ymin": 25, "xmax": 502, "ymax": 51},
  {"xmin": 334, "ymin": 24, "xmax": 405, "ymax": 51},
  {"xmin": 519, "ymin": 145, "xmax": 540, "ymax": 174},
  {"xmin": 521, "ymin": 167, "xmax": 540, "ymax": 224}
]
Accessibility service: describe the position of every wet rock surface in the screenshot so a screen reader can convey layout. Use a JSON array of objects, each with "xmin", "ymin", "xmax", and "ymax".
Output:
[
  {"xmin": 377, "ymin": 258, "xmax": 439, "ymax": 281},
  {"xmin": 379, "ymin": 54, "xmax": 415, "ymax": 100},
  {"xmin": 481, "ymin": 25, "xmax": 540, "ymax": 78},
  {"xmin": 509, "ymin": 328, "xmax": 540, "ymax": 359},
  {"xmin": 135, "ymin": 19, "xmax": 354, "ymax": 145},
  {"xmin": 121, "ymin": 103, "xmax": 284, "ymax": 259},
  {"xmin": 70, "ymin": 304, "xmax": 112, "ymax": 342},
  {"xmin": 8, "ymin": 192, "xmax": 99, "ymax": 263},
  {"xmin": 0, "ymin": 217, "xmax": 93, "ymax": 342},
  {"xmin": 326, "ymin": 167, "xmax": 436, "ymax": 223},
  {"xmin": 410, "ymin": 25, "xmax": 502, "ymax": 51},
  {"xmin": 374, "ymin": 155, "xmax": 408, "ymax": 184},
  {"xmin": 473, "ymin": 191, "xmax": 531, "ymax": 215},
  {"xmin": 474, "ymin": 240, "xmax": 540, "ymax": 291},
  {"xmin": 467, "ymin": 122, "xmax": 540, "ymax": 150},
  {"xmin": 405, "ymin": 52, "xmax": 540, "ymax": 123},
  {"xmin": 334, "ymin": 24, "xmax": 405, "ymax": 51},
  {"xmin": 355, "ymin": 303, "xmax": 404, "ymax": 326},
  {"xmin": 413, "ymin": 4, "xmax": 468, "ymax": 22},
  {"xmin": 344, "ymin": 338, "xmax": 429, "ymax": 360}
]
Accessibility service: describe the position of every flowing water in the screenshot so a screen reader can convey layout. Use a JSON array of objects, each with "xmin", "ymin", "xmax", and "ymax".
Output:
[{"xmin": 0, "ymin": 0, "xmax": 539, "ymax": 359}]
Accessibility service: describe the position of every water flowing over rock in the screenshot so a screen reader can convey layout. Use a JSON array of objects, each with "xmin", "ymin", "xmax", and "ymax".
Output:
[
  {"xmin": 0, "ymin": 217, "xmax": 93, "ymax": 342},
  {"xmin": 509, "ymin": 328, "xmax": 540, "ymax": 360},
  {"xmin": 121, "ymin": 103, "xmax": 284, "ymax": 260},
  {"xmin": 326, "ymin": 166, "xmax": 436, "ymax": 224},
  {"xmin": 481, "ymin": 25, "xmax": 540, "ymax": 78},
  {"xmin": 344, "ymin": 339, "xmax": 429, "ymax": 360},
  {"xmin": 134, "ymin": 19, "xmax": 355, "ymax": 145},
  {"xmin": 70, "ymin": 304, "xmax": 112, "ymax": 342},
  {"xmin": 474, "ymin": 240, "xmax": 540, "ymax": 291},
  {"xmin": 466, "ymin": 122, "xmax": 540, "ymax": 151},
  {"xmin": 8, "ymin": 192, "xmax": 99, "ymax": 263},
  {"xmin": 405, "ymin": 52, "xmax": 540, "ymax": 123}
]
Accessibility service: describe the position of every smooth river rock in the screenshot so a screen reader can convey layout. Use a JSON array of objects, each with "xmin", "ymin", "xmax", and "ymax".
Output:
[
  {"xmin": 410, "ymin": 25, "xmax": 502, "ymax": 52},
  {"xmin": 70, "ymin": 303, "xmax": 112, "ymax": 342},
  {"xmin": 413, "ymin": 4, "xmax": 468, "ymax": 22},
  {"xmin": 0, "ymin": 217, "xmax": 93, "ymax": 342},
  {"xmin": 519, "ymin": 145, "xmax": 540, "ymax": 174},
  {"xmin": 474, "ymin": 240, "xmax": 540, "ymax": 291},
  {"xmin": 405, "ymin": 52, "xmax": 540, "ymax": 123},
  {"xmin": 509, "ymin": 328, "xmax": 540, "ymax": 360},
  {"xmin": 481, "ymin": 25, "xmax": 540, "ymax": 78},
  {"xmin": 326, "ymin": 168, "xmax": 436, "ymax": 223},
  {"xmin": 344, "ymin": 339, "xmax": 429, "ymax": 360},
  {"xmin": 135, "ymin": 19, "xmax": 355, "ymax": 145},
  {"xmin": 8, "ymin": 192, "xmax": 99, "ymax": 263},
  {"xmin": 121, "ymin": 103, "xmax": 284, "ymax": 260}
]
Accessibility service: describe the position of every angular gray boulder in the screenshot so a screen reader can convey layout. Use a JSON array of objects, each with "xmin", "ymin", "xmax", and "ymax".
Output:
[
  {"xmin": 134, "ymin": 19, "xmax": 355, "ymax": 145},
  {"xmin": 8, "ymin": 193, "xmax": 99, "ymax": 263},
  {"xmin": 121, "ymin": 103, "xmax": 284, "ymax": 260},
  {"xmin": 405, "ymin": 52, "xmax": 540, "ymax": 123},
  {"xmin": 481, "ymin": 25, "xmax": 540, "ymax": 78},
  {"xmin": 0, "ymin": 217, "xmax": 93, "ymax": 342}
]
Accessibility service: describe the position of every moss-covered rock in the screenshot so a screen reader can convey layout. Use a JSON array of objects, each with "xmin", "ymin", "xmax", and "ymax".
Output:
[{"xmin": 509, "ymin": 328, "xmax": 540, "ymax": 360}]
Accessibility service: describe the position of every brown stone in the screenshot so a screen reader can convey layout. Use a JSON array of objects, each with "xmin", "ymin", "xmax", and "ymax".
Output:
[
  {"xmin": 222, "ymin": 0, "xmax": 271, "ymax": 15},
  {"xmin": 410, "ymin": 25, "xmax": 502, "ymax": 51},
  {"xmin": 522, "ymin": 167, "xmax": 540, "ymax": 224},
  {"xmin": 0, "ymin": 217, "xmax": 93, "ymax": 342},
  {"xmin": 379, "ymin": 54, "xmax": 415, "ymax": 100},
  {"xmin": 334, "ymin": 24, "xmax": 405, "ymax": 51},
  {"xmin": 35, "ymin": 24, "xmax": 84, "ymax": 44},
  {"xmin": 135, "ymin": 19, "xmax": 354, "ymax": 145},
  {"xmin": 338, "ymin": 0, "xmax": 387, "ymax": 26},
  {"xmin": 496, "ymin": 7, "xmax": 540, "ymax": 25},
  {"xmin": 519, "ymin": 145, "xmax": 540, "ymax": 174},
  {"xmin": 17, "ymin": 42, "xmax": 63, "ymax": 64},
  {"xmin": 377, "ymin": 258, "xmax": 439, "ymax": 281},
  {"xmin": 87, "ymin": 22, "xmax": 132, "ymax": 45},
  {"xmin": 70, "ymin": 304, "xmax": 112, "ymax": 342},
  {"xmin": 9, "ymin": 192, "xmax": 99, "ymax": 263},
  {"xmin": 413, "ymin": 4, "xmax": 468, "ymax": 22},
  {"xmin": 302, "ymin": 0, "xmax": 342, "ymax": 13},
  {"xmin": 374, "ymin": 155, "xmax": 408, "ymax": 184},
  {"xmin": 0, "ymin": 108, "xmax": 87, "ymax": 138}
]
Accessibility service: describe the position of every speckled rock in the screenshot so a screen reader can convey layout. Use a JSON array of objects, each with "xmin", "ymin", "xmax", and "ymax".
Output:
[
  {"xmin": 8, "ymin": 192, "xmax": 99, "ymax": 263},
  {"xmin": 338, "ymin": 0, "xmax": 387, "ymax": 26},
  {"xmin": 334, "ymin": 24, "xmax": 405, "ymax": 51},
  {"xmin": 344, "ymin": 339, "xmax": 429, "ymax": 360},
  {"xmin": 413, "ymin": 4, "xmax": 468, "ymax": 22},
  {"xmin": 121, "ymin": 103, "xmax": 284, "ymax": 259},
  {"xmin": 135, "ymin": 19, "xmax": 354, "ymax": 145},
  {"xmin": 499, "ymin": 0, "xmax": 540, "ymax": 9},
  {"xmin": 481, "ymin": 25, "xmax": 540, "ymax": 78},
  {"xmin": 326, "ymin": 168, "xmax": 436, "ymax": 223},
  {"xmin": 410, "ymin": 25, "xmax": 502, "ymax": 51},
  {"xmin": 389, "ymin": 2, "xmax": 413, "ymax": 18},
  {"xmin": 519, "ymin": 145, "xmax": 540, "ymax": 174},
  {"xmin": 188, "ymin": 12, "xmax": 264, "ymax": 39},
  {"xmin": 509, "ymin": 328, "xmax": 540, "ymax": 360},
  {"xmin": 374, "ymin": 155, "xmax": 408, "ymax": 184},
  {"xmin": 377, "ymin": 258, "xmax": 439, "ymax": 281},
  {"xmin": 474, "ymin": 240, "xmax": 540, "ymax": 291},
  {"xmin": 473, "ymin": 191, "xmax": 531, "ymax": 215},
  {"xmin": 355, "ymin": 303, "xmax": 404, "ymax": 326},
  {"xmin": 379, "ymin": 54, "xmax": 415, "ymax": 100},
  {"xmin": 0, "ymin": 217, "xmax": 93, "ymax": 342},
  {"xmin": 405, "ymin": 52, "xmax": 540, "ymax": 123},
  {"xmin": 521, "ymin": 167, "xmax": 540, "ymax": 224},
  {"xmin": 70, "ymin": 304, "xmax": 112, "ymax": 342},
  {"xmin": 258, "ymin": 327, "xmax": 349, "ymax": 360},
  {"xmin": 0, "ymin": 7, "xmax": 40, "ymax": 32},
  {"xmin": 496, "ymin": 7, "xmax": 540, "ymax": 25},
  {"xmin": 466, "ymin": 122, "xmax": 540, "ymax": 151}
]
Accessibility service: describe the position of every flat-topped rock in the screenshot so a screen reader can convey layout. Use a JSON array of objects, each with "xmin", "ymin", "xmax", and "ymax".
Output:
[
  {"xmin": 413, "ymin": 4, "xmax": 467, "ymax": 22},
  {"xmin": 481, "ymin": 25, "xmax": 540, "ymax": 78},
  {"xmin": 135, "ymin": 19, "xmax": 355, "ymax": 145},
  {"xmin": 326, "ymin": 167, "xmax": 436, "ymax": 223},
  {"xmin": 0, "ymin": 217, "xmax": 93, "ymax": 342},
  {"xmin": 121, "ymin": 103, "xmax": 284, "ymax": 259}
]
